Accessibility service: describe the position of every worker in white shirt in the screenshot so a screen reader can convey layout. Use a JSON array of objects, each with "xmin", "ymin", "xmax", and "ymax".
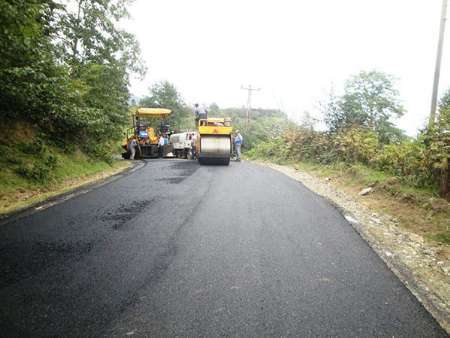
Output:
[
  {"xmin": 128, "ymin": 136, "xmax": 138, "ymax": 160},
  {"xmin": 158, "ymin": 134, "xmax": 165, "ymax": 158},
  {"xmin": 191, "ymin": 133, "xmax": 197, "ymax": 159}
]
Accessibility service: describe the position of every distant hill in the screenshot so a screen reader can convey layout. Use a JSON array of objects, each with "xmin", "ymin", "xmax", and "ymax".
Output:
[{"xmin": 207, "ymin": 104, "xmax": 291, "ymax": 149}]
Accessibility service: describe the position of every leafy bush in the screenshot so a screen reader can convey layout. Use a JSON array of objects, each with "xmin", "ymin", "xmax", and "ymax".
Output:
[
  {"xmin": 333, "ymin": 128, "xmax": 378, "ymax": 164},
  {"xmin": 250, "ymin": 125, "xmax": 445, "ymax": 194},
  {"xmin": 12, "ymin": 139, "xmax": 58, "ymax": 183},
  {"xmin": 375, "ymin": 140, "xmax": 433, "ymax": 187},
  {"xmin": 15, "ymin": 154, "xmax": 58, "ymax": 183},
  {"xmin": 246, "ymin": 138, "xmax": 288, "ymax": 162}
]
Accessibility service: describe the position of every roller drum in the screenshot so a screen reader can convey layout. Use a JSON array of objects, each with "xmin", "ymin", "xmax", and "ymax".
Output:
[{"xmin": 199, "ymin": 135, "xmax": 231, "ymax": 165}]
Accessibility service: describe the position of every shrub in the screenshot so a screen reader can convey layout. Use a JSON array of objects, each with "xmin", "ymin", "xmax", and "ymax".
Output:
[
  {"xmin": 333, "ymin": 128, "xmax": 378, "ymax": 164},
  {"xmin": 14, "ymin": 141, "xmax": 58, "ymax": 183},
  {"xmin": 375, "ymin": 140, "xmax": 433, "ymax": 187},
  {"xmin": 250, "ymin": 125, "xmax": 445, "ymax": 194}
]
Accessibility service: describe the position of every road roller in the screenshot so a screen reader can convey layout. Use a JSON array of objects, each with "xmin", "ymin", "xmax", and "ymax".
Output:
[{"xmin": 196, "ymin": 117, "xmax": 232, "ymax": 165}]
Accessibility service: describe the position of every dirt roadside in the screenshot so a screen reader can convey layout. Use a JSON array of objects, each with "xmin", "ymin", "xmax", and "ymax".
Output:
[{"xmin": 255, "ymin": 160, "xmax": 450, "ymax": 334}]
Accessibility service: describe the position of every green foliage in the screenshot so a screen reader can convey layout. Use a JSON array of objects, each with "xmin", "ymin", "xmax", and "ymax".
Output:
[
  {"xmin": 246, "ymin": 138, "xmax": 288, "ymax": 163},
  {"xmin": 211, "ymin": 105, "xmax": 290, "ymax": 149},
  {"xmin": 55, "ymin": 0, "xmax": 145, "ymax": 76},
  {"xmin": 333, "ymin": 128, "xmax": 379, "ymax": 164},
  {"xmin": 249, "ymin": 124, "xmax": 443, "ymax": 192},
  {"xmin": 431, "ymin": 88, "xmax": 450, "ymax": 164},
  {"xmin": 0, "ymin": 0, "xmax": 145, "ymax": 170},
  {"xmin": 283, "ymin": 127, "xmax": 333, "ymax": 163},
  {"xmin": 140, "ymin": 81, "xmax": 193, "ymax": 131},
  {"xmin": 323, "ymin": 71, "xmax": 405, "ymax": 144},
  {"xmin": 14, "ymin": 141, "xmax": 58, "ymax": 183},
  {"xmin": 375, "ymin": 139, "xmax": 433, "ymax": 187},
  {"xmin": 0, "ymin": 0, "xmax": 67, "ymax": 123},
  {"xmin": 429, "ymin": 233, "xmax": 450, "ymax": 245}
]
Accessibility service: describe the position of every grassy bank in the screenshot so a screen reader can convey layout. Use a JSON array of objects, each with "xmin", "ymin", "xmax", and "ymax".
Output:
[
  {"xmin": 0, "ymin": 131, "xmax": 130, "ymax": 215},
  {"xmin": 248, "ymin": 156, "xmax": 450, "ymax": 247}
]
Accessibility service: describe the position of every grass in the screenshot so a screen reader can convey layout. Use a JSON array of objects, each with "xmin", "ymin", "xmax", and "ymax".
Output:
[
  {"xmin": 0, "ymin": 130, "xmax": 130, "ymax": 215},
  {"xmin": 429, "ymin": 233, "xmax": 450, "ymax": 245}
]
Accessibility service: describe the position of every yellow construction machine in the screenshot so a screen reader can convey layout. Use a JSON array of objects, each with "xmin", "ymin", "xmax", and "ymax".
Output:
[
  {"xmin": 196, "ymin": 117, "xmax": 232, "ymax": 165},
  {"xmin": 122, "ymin": 108, "xmax": 172, "ymax": 159}
]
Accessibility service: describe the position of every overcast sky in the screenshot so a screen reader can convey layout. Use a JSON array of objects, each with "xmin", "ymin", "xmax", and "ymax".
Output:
[{"xmin": 125, "ymin": 0, "xmax": 449, "ymax": 135}]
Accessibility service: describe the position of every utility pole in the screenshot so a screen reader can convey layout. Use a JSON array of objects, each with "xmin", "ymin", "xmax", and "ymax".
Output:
[
  {"xmin": 429, "ymin": 0, "xmax": 448, "ymax": 128},
  {"xmin": 241, "ymin": 85, "xmax": 260, "ymax": 129}
]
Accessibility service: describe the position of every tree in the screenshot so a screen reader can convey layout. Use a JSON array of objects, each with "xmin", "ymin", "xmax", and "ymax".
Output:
[
  {"xmin": 432, "ymin": 88, "xmax": 450, "ymax": 197},
  {"xmin": 324, "ymin": 71, "xmax": 405, "ymax": 144},
  {"xmin": 140, "ymin": 81, "xmax": 193, "ymax": 130},
  {"xmin": 51, "ymin": 0, "xmax": 146, "ymax": 153},
  {"xmin": 0, "ymin": 0, "xmax": 66, "ymax": 123},
  {"xmin": 0, "ymin": 0, "xmax": 145, "ymax": 160},
  {"xmin": 55, "ymin": 0, "xmax": 145, "ymax": 76}
]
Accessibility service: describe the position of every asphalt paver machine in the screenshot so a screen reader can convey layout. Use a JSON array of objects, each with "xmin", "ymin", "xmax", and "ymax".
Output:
[{"xmin": 122, "ymin": 108, "xmax": 172, "ymax": 159}]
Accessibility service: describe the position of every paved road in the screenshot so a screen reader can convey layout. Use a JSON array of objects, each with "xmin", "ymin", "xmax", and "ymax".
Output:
[{"xmin": 0, "ymin": 160, "xmax": 446, "ymax": 337}]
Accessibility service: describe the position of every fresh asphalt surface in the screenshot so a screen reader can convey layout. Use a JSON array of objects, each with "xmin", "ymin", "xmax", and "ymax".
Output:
[{"xmin": 0, "ymin": 160, "xmax": 446, "ymax": 337}]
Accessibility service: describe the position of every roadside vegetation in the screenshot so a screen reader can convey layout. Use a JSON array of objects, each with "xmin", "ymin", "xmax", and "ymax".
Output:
[
  {"xmin": 246, "ymin": 71, "xmax": 450, "ymax": 245},
  {"xmin": 210, "ymin": 105, "xmax": 290, "ymax": 149},
  {"xmin": 0, "ymin": 128, "xmax": 129, "ymax": 215},
  {"xmin": 0, "ymin": 0, "xmax": 145, "ymax": 214}
]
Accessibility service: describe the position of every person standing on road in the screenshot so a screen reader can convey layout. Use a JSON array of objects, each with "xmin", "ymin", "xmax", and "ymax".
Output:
[
  {"xmin": 128, "ymin": 136, "xmax": 138, "ymax": 160},
  {"xmin": 234, "ymin": 130, "xmax": 243, "ymax": 161},
  {"xmin": 191, "ymin": 133, "xmax": 197, "ymax": 160},
  {"xmin": 158, "ymin": 134, "xmax": 165, "ymax": 158}
]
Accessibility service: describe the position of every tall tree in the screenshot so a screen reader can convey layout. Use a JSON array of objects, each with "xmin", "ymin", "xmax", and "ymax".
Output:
[
  {"xmin": 433, "ymin": 88, "xmax": 450, "ymax": 197},
  {"xmin": 56, "ymin": 0, "xmax": 145, "ymax": 76},
  {"xmin": 0, "ymin": 0, "xmax": 146, "ymax": 159},
  {"xmin": 140, "ymin": 81, "xmax": 193, "ymax": 130},
  {"xmin": 51, "ymin": 0, "xmax": 146, "ymax": 151},
  {"xmin": 0, "ymin": 0, "xmax": 66, "ymax": 122},
  {"xmin": 324, "ymin": 71, "xmax": 405, "ymax": 144}
]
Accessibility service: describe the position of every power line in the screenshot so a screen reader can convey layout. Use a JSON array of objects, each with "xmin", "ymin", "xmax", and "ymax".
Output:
[
  {"xmin": 241, "ymin": 85, "xmax": 261, "ymax": 129},
  {"xmin": 429, "ymin": 0, "xmax": 448, "ymax": 128}
]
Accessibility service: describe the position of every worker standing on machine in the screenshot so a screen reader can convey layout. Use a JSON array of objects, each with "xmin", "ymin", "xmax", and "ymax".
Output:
[
  {"xmin": 234, "ymin": 130, "xmax": 243, "ymax": 162},
  {"xmin": 194, "ymin": 103, "xmax": 208, "ymax": 125}
]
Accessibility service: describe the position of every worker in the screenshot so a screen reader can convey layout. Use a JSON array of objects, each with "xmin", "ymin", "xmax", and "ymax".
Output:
[
  {"xmin": 194, "ymin": 103, "xmax": 208, "ymax": 125},
  {"xmin": 234, "ymin": 130, "xmax": 243, "ymax": 162},
  {"xmin": 128, "ymin": 136, "xmax": 138, "ymax": 160},
  {"xmin": 158, "ymin": 134, "xmax": 165, "ymax": 158},
  {"xmin": 191, "ymin": 133, "xmax": 197, "ymax": 160}
]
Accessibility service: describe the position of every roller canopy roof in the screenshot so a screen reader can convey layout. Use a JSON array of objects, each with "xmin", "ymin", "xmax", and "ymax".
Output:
[{"xmin": 135, "ymin": 108, "xmax": 172, "ymax": 117}]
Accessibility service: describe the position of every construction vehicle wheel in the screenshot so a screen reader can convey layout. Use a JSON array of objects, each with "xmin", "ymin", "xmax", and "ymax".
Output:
[{"xmin": 136, "ymin": 146, "xmax": 142, "ymax": 159}]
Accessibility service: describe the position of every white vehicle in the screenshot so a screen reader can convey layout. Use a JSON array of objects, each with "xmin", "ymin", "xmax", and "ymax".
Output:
[{"xmin": 170, "ymin": 131, "xmax": 197, "ymax": 158}]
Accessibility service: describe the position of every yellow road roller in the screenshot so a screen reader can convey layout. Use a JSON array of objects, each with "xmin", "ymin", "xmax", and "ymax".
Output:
[{"xmin": 196, "ymin": 117, "xmax": 232, "ymax": 165}]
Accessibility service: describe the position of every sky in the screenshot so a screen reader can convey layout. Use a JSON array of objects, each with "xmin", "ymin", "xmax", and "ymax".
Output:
[{"xmin": 125, "ymin": 0, "xmax": 450, "ymax": 135}]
